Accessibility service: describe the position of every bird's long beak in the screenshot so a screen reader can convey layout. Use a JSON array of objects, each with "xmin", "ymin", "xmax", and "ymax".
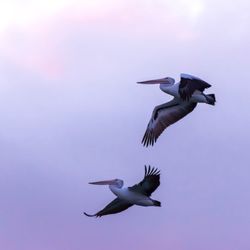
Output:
[
  {"xmin": 137, "ymin": 77, "xmax": 167, "ymax": 84},
  {"xmin": 89, "ymin": 179, "xmax": 116, "ymax": 185}
]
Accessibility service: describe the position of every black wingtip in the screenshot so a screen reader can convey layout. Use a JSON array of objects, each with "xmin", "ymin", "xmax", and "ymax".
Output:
[
  {"xmin": 83, "ymin": 212, "xmax": 97, "ymax": 217},
  {"xmin": 141, "ymin": 131, "xmax": 155, "ymax": 147},
  {"xmin": 144, "ymin": 165, "xmax": 160, "ymax": 176}
]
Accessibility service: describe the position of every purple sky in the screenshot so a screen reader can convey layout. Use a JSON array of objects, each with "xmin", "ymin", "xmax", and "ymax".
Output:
[{"xmin": 1, "ymin": 1, "xmax": 250, "ymax": 249}]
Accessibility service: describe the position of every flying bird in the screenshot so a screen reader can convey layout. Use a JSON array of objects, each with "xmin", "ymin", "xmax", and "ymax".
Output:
[
  {"xmin": 84, "ymin": 166, "xmax": 161, "ymax": 217},
  {"xmin": 138, "ymin": 73, "xmax": 216, "ymax": 147}
]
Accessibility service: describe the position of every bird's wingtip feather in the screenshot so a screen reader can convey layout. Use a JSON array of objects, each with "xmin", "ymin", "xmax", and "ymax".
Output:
[{"xmin": 83, "ymin": 212, "xmax": 97, "ymax": 218}]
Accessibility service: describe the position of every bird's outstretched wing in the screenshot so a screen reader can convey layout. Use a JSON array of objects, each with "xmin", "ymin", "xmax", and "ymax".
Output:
[
  {"xmin": 142, "ymin": 99, "xmax": 197, "ymax": 147},
  {"xmin": 129, "ymin": 166, "xmax": 160, "ymax": 196},
  {"xmin": 84, "ymin": 198, "xmax": 133, "ymax": 218},
  {"xmin": 179, "ymin": 73, "xmax": 211, "ymax": 101}
]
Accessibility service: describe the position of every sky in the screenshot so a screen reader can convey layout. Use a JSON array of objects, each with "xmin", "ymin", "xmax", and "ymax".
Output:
[{"xmin": 1, "ymin": 0, "xmax": 250, "ymax": 249}]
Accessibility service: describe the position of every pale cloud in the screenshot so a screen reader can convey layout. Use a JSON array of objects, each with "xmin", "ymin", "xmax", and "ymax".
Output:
[
  {"xmin": 0, "ymin": 0, "xmax": 206, "ymax": 32},
  {"xmin": 1, "ymin": 0, "xmax": 207, "ymax": 78},
  {"xmin": 1, "ymin": 0, "xmax": 249, "ymax": 79}
]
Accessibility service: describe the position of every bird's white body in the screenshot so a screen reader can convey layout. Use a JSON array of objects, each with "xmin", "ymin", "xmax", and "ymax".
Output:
[
  {"xmin": 110, "ymin": 185, "xmax": 154, "ymax": 206},
  {"xmin": 190, "ymin": 93, "xmax": 208, "ymax": 103},
  {"xmin": 160, "ymin": 82, "xmax": 208, "ymax": 103}
]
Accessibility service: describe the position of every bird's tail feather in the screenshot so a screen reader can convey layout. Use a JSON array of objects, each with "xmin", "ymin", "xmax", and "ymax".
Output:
[
  {"xmin": 153, "ymin": 200, "xmax": 161, "ymax": 207},
  {"xmin": 206, "ymin": 94, "xmax": 216, "ymax": 105}
]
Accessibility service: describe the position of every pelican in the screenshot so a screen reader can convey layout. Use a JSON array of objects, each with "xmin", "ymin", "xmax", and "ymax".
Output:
[
  {"xmin": 84, "ymin": 166, "xmax": 161, "ymax": 217},
  {"xmin": 138, "ymin": 73, "xmax": 216, "ymax": 147}
]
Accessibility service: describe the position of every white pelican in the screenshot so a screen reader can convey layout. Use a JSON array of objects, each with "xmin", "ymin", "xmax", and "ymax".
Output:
[
  {"xmin": 138, "ymin": 73, "xmax": 216, "ymax": 147},
  {"xmin": 84, "ymin": 166, "xmax": 161, "ymax": 217}
]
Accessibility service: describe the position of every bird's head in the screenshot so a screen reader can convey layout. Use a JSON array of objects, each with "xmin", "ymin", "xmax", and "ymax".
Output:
[{"xmin": 89, "ymin": 178, "xmax": 124, "ymax": 188}]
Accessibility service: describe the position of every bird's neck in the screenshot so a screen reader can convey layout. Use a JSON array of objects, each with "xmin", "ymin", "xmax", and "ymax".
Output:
[
  {"xmin": 109, "ymin": 185, "xmax": 123, "ymax": 196},
  {"xmin": 160, "ymin": 82, "xmax": 179, "ymax": 97}
]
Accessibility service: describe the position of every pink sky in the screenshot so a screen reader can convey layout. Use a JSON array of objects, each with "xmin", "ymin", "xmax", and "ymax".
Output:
[{"xmin": 1, "ymin": 1, "xmax": 250, "ymax": 250}]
